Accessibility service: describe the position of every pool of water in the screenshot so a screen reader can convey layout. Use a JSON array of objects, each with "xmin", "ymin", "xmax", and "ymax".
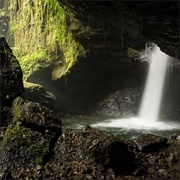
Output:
[{"xmin": 61, "ymin": 115, "xmax": 180, "ymax": 139}]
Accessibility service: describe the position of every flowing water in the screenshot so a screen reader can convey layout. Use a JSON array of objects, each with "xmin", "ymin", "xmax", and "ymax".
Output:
[
  {"xmin": 62, "ymin": 46, "xmax": 180, "ymax": 139},
  {"xmin": 139, "ymin": 46, "xmax": 169, "ymax": 122}
]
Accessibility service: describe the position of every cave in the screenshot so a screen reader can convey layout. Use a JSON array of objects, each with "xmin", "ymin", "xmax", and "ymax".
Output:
[
  {"xmin": 1, "ymin": 1, "xmax": 180, "ymax": 179},
  {"xmin": 24, "ymin": 1, "xmax": 180, "ymax": 117}
]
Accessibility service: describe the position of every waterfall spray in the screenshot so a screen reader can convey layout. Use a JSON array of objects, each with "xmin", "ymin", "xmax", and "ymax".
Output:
[
  {"xmin": 91, "ymin": 45, "xmax": 180, "ymax": 130},
  {"xmin": 139, "ymin": 46, "xmax": 169, "ymax": 121}
]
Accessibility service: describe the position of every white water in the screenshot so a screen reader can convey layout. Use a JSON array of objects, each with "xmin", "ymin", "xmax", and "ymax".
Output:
[
  {"xmin": 91, "ymin": 117, "xmax": 180, "ymax": 130},
  {"xmin": 138, "ymin": 46, "xmax": 169, "ymax": 121},
  {"xmin": 91, "ymin": 46, "xmax": 180, "ymax": 130}
]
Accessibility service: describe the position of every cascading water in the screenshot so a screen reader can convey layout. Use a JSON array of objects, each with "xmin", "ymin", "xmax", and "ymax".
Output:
[
  {"xmin": 91, "ymin": 45, "xmax": 180, "ymax": 132},
  {"xmin": 138, "ymin": 46, "xmax": 169, "ymax": 122}
]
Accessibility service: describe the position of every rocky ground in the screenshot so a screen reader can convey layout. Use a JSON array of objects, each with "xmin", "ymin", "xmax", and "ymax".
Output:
[{"xmin": 0, "ymin": 124, "xmax": 180, "ymax": 180}]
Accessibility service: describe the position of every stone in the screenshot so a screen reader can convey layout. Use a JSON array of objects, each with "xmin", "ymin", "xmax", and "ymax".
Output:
[
  {"xmin": 96, "ymin": 88, "xmax": 142, "ymax": 117},
  {"xmin": 48, "ymin": 125, "xmax": 135, "ymax": 179},
  {"xmin": 135, "ymin": 134, "xmax": 167, "ymax": 152},
  {"xmin": 0, "ymin": 35, "xmax": 24, "ymax": 127},
  {"xmin": 0, "ymin": 97, "xmax": 62, "ymax": 177},
  {"xmin": 0, "ymin": 35, "xmax": 24, "ymax": 107},
  {"xmin": 23, "ymin": 82, "xmax": 56, "ymax": 110}
]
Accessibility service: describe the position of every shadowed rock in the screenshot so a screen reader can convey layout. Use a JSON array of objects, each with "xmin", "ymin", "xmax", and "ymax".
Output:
[
  {"xmin": 0, "ymin": 97, "xmax": 61, "ymax": 179},
  {"xmin": 135, "ymin": 134, "xmax": 168, "ymax": 152},
  {"xmin": 0, "ymin": 35, "xmax": 24, "ymax": 107}
]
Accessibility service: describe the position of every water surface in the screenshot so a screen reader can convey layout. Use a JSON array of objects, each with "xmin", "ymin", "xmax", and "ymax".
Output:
[{"xmin": 62, "ymin": 115, "xmax": 180, "ymax": 139}]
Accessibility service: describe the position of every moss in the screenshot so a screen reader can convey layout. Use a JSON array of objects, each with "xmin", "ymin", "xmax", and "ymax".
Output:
[
  {"xmin": 2, "ymin": 125, "xmax": 29, "ymax": 146},
  {"xmin": 17, "ymin": 48, "xmax": 50, "ymax": 78},
  {"xmin": 11, "ymin": 97, "xmax": 24, "ymax": 124},
  {"xmin": 23, "ymin": 81, "xmax": 42, "ymax": 89},
  {"xmin": 5, "ymin": 0, "xmax": 86, "ymax": 80},
  {"xmin": 2, "ymin": 125, "xmax": 49, "ymax": 165},
  {"xmin": 127, "ymin": 47, "xmax": 140, "ymax": 59},
  {"xmin": 26, "ymin": 142, "xmax": 49, "ymax": 164}
]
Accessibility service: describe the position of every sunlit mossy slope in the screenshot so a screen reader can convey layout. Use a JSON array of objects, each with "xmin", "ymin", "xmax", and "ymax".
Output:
[{"xmin": 6, "ymin": 0, "xmax": 85, "ymax": 80}]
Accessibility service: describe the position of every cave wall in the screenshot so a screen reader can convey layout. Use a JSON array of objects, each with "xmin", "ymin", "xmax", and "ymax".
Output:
[
  {"xmin": 3, "ymin": 0, "xmax": 87, "ymax": 80},
  {"xmin": 3, "ymin": 1, "xmax": 179, "ymax": 115}
]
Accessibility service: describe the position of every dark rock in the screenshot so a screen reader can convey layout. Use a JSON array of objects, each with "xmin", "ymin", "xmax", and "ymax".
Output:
[
  {"xmin": 47, "ymin": 125, "xmax": 135, "ymax": 179},
  {"xmin": 135, "ymin": 134, "xmax": 168, "ymax": 152},
  {"xmin": 0, "ymin": 35, "xmax": 24, "ymax": 107},
  {"xmin": 0, "ymin": 107, "xmax": 12, "ymax": 126},
  {"xmin": 82, "ymin": 125, "xmax": 135, "ymax": 174},
  {"xmin": 11, "ymin": 97, "xmax": 61, "ymax": 132},
  {"xmin": 96, "ymin": 88, "xmax": 142, "ymax": 117},
  {"xmin": 0, "ymin": 97, "xmax": 61, "ymax": 178},
  {"xmin": 0, "ymin": 35, "xmax": 24, "ymax": 128},
  {"xmin": 23, "ymin": 82, "xmax": 56, "ymax": 110},
  {"xmin": 0, "ymin": 127, "xmax": 6, "ymax": 145}
]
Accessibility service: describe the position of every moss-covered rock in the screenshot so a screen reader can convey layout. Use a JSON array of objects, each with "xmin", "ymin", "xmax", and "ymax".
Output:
[
  {"xmin": 1, "ymin": 125, "xmax": 50, "ymax": 165},
  {"xmin": 23, "ymin": 81, "xmax": 56, "ymax": 110},
  {"xmin": 5, "ymin": 0, "xmax": 86, "ymax": 80},
  {"xmin": 11, "ymin": 97, "xmax": 61, "ymax": 128},
  {"xmin": 0, "ymin": 97, "xmax": 62, "ymax": 177},
  {"xmin": 0, "ymin": 35, "xmax": 24, "ymax": 127}
]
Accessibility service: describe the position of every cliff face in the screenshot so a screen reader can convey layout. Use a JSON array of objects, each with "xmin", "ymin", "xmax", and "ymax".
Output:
[{"xmin": 3, "ymin": 0, "xmax": 86, "ymax": 80}]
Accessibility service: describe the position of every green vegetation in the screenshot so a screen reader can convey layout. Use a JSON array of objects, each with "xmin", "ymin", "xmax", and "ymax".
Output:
[
  {"xmin": 26, "ymin": 142, "xmax": 49, "ymax": 164},
  {"xmin": 127, "ymin": 47, "xmax": 140, "ymax": 59},
  {"xmin": 11, "ymin": 97, "xmax": 24, "ymax": 123},
  {"xmin": 6, "ymin": 0, "xmax": 85, "ymax": 80},
  {"xmin": 2, "ymin": 125, "xmax": 28, "ymax": 146},
  {"xmin": 2, "ymin": 125, "xmax": 49, "ymax": 165},
  {"xmin": 1, "ymin": 97, "xmax": 50, "ymax": 165}
]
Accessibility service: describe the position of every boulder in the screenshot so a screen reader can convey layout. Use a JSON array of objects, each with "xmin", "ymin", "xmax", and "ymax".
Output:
[
  {"xmin": 0, "ymin": 35, "xmax": 24, "ymax": 127},
  {"xmin": 0, "ymin": 35, "xmax": 24, "ymax": 107},
  {"xmin": 135, "ymin": 134, "xmax": 168, "ymax": 152},
  {"xmin": 0, "ymin": 97, "xmax": 61, "ymax": 179},
  {"xmin": 47, "ymin": 125, "xmax": 135, "ymax": 179},
  {"xmin": 23, "ymin": 82, "xmax": 56, "ymax": 110},
  {"xmin": 96, "ymin": 88, "xmax": 142, "ymax": 117}
]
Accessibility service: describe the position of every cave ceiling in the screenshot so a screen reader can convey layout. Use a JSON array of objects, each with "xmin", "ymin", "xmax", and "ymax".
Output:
[{"xmin": 68, "ymin": 0, "xmax": 180, "ymax": 59}]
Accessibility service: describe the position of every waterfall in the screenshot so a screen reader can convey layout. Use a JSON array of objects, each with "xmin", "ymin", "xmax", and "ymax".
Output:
[
  {"xmin": 91, "ymin": 45, "xmax": 180, "ymax": 131},
  {"xmin": 139, "ymin": 46, "xmax": 169, "ymax": 121}
]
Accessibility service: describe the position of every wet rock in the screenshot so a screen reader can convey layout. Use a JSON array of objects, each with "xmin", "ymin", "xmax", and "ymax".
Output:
[
  {"xmin": 48, "ymin": 126, "xmax": 135, "ymax": 179},
  {"xmin": 23, "ymin": 82, "xmax": 56, "ymax": 110},
  {"xmin": 176, "ymin": 135, "xmax": 180, "ymax": 142},
  {"xmin": 0, "ymin": 127, "xmax": 6, "ymax": 145},
  {"xmin": 0, "ymin": 97, "xmax": 61, "ymax": 178},
  {"xmin": 96, "ymin": 88, "xmax": 142, "ymax": 117},
  {"xmin": 0, "ymin": 107, "xmax": 12, "ymax": 126},
  {"xmin": 166, "ymin": 154, "xmax": 177, "ymax": 163},
  {"xmin": 11, "ymin": 97, "xmax": 61, "ymax": 131},
  {"xmin": 135, "ymin": 134, "xmax": 168, "ymax": 152},
  {"xmin": 0, "ymin": 35, "xmax": 24, "ymax": 127},
  {"xmin": 82, "ymin": 126, "xmax": 135, "ymax": 174},
  {"xmin": 0, "ymin": 35, "xmax": 24, "ymax": 107}
]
